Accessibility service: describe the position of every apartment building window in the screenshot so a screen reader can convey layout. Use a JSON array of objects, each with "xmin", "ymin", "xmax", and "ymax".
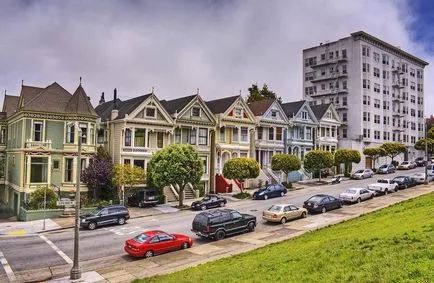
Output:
[
  {"xmin": 411, "ymin": 123, "xmax": 416, "ymax": 130},
  {"xmin": 363, "ymin": 112, "xmax": 370, "ymax": 122},
  {"xmin": 329, "ymin": 52, "xmax": 333, "ymax": 59},
  {"xmin": 417, "ymin": 83, "xmax": 423, "ymax": 92},
  {"xmin": 304, "ymin": 72, "xmax": 315, "ymax": 81},
  {"xmin": 403, "ymin": 135, "xmax": 407, "ymax": 142},
  {"xmin": 304, "ymin": 56, "xmax": 317, "ymax": 66},
  {"xmin": 320, "ymin": 84, "xmax": 326, "ymax": 91},
  {"xmin": 268, "ymin": 127, "xmax": 274, "ymax": 141},
  {"xmin": 417, "ymin": 70, "xmax": 423, "ymax": 79},
  {"xmin": 342, "ymin": 128, "xmax": 347, "ymax": 138},
  {"xmin": 189, "ymin": 129, "xmax": 197, "ymax": 145},
  {"xmin": 363, "ymin": 129, "xmax": 371, "ymax": 138},
  {"xmin": 135, "ymin": 128, "xmax": 146, "ymax": 147},
  {"xmin": 232, "ymin": 128, "xmax": 239, "ymax": 142},
  {"xmin": 374, "ymin": 114, "xmax": 380, "ymax": 124},
  {"xmin": 335, "ymin": 51, "xmax": 339, "ymax": 58},
  {"xmin": 363, "ymin": 95, "xmax": 370, "ymax": 105},
  {"xmin": 124, "ymin": 129, "xmax": 132, "ymax": 146},
  {"xmin": 374, "ymin": 130, "xmax": 380, "ymax": 140},
  {"xmin": 362, "ymin": 63, "xmax": 370, "ymax": 73},
  {"xmin": 240, "ymin": 127, "xmax": 248, "ymax": 142},
  {"xmin": 402, "ymin": 63, "xmax": 408, "ymax": 73},
  {"xmin": 80, "ymin": 124, "xmax": 88, "ymax": 144},
  {"xmin": 382, "ymin": 54, "xmax": 389, "ymax": 65},
  {"xmin": 321, "ymin": 54, "xmax": 326, "ymax": 61},
  {"xmin": 321, "ymin": 68, "xmax": 326, "ymax": 76},
  {"xmin": 220, "ymin": 127, "xmax": 225, "ymax": 142},
  {"xmin": 342, "ymin": 64, "xmax": 347, "ymax": 74},
  {"xmin": 66, "ymin": 123, "xmax": 75, "ymax": 143},
  {"xmin": 410, "ymin": 95, "xmax": 416, "ymax": 103},
  {"xmin": 335, "ymin": 81, "xmax": 339, "ymax": 89},
  {"xmin": 342, "ymin": 96, "xmax": 347, "ymax": 106},
  {"xmin": 329, "ymin": 97, "xmax": 334, "ymax": 104},
  {"xmin": 362, "ymin": 46, "xmax": 370, "ymax": 57},
  {"xmin": 342, "ymin": 112, "xmax": 347, "ymax": 122},
  {"xmin": 411, "ymin": 109, "xmax": 416, "ymax": 117},
  {"xmin": 342, "ymin": 81, "xmax": 347, "ymax": 89},
  {"xmin": 363, "ymin": 79, "xmax": 370, "ymax": 89},
  {"xmin": 418, "ymin": 97, "xmax": 423, "ymax": 105},
  {"xmin": 373, "ymin": 53, "xmax": 380, "ymax": 63},
  {"xmin": 276, "ymin": 127, "xmax": 283, "ymax": 141},
  {"xmin": 257, "ymin": 127, "xmax": 263, "ymax": 140},
  {"xmin": 374, "ymin": 83, "xmax": 380, "ymax": 93},
  {"xmin": 34, "ymin": 121, "xmax": 43, "ymax": 142},
  {"xmin": 198, "ymin": 128, "xmax": 208, "ymax": 145},
  {"xmin": 402, "ymin": 78, "xmax": 408, "ymax": 86},
  {"xmin": 64, "ymin": 158, "xmax": 73, "ymax": 183},
  {"xmin": 382, "ymin": 70, "xmax": 390, "ymax": 79},
  {"xmin": 383, "ymin": 85, "xmax": 389, "ymax": 95},
  {"xmin": 191, "ymin": 107, "xmax": 201, "ymax": 117},
  {"xmin": 411, "ymin": 136, "xmax": 416, "ymax": 144},
  {"xmin": 174, "ymin": 128, "xmax": 181, "ymax": 143},
  {"xmin": 335, "ymin": 96, "xmax": 340, "ymax": 104},
  {"xmin": 373, "ymin": 68, "xmax": 380, "ymax": 78},
  {"xmin": 329, "ymin": 82, "xmax": 334, "ymax": 90},
  {"xmin": 410, "ymin": 82, "xmax": 415, "ymax": 90},
  {"xmin": 410, "ymin": 68, "xmax": 415, "ymax": 77},
  {"xmin": 342, "ymin": 49, "xmax": 347, "ymax": 58},
  {"xmin": 374, "ymin": 99, "xmax": 380, "ymax": 108},
  {"xmin": 383, "ymin": 101, "xmax": 389, "ymax": 110}
]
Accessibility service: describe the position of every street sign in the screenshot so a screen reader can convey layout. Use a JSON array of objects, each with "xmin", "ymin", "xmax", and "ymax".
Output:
[{"xmin": 57, "ymin": 199, "xmax": 76, "ymax": 206}]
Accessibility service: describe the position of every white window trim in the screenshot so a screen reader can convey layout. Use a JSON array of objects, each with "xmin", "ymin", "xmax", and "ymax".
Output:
[
  {"xmin": 191, "ymin": 107, "xmax": 201, "ymax": 118},
  {"xmin": 145, "ymin": 106, "xmax": 157, "ymax": 118}
]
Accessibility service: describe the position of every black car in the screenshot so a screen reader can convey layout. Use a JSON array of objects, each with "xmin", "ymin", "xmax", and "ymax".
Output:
[
  {"xmin": 391, "ymin": 176, "xmax": 417, "ymax": 189},
  {"xmin": 414, "ymin": 157, "xmax": 426, "ymax": 167},
  {"xmin": 127, "ymin": 187, "xmax": 159, "ymax": 207},
  {"xmin": 303, "ymin": 194, "xmax": 342, "ymax": 214},
  {"xmin": 80, "ymin": 205, "xmax": 130, "ymax": 230},
  {"xmin": 191, "ymin": 194, "xmax": 227, "ymax": 210},
  {"xmin": 252, "ymin": 184, "xmax": 287, "ymax": 200},
  {"xmin": 191, "ymin": 209, "xmax": 256, "ymax": 240}
]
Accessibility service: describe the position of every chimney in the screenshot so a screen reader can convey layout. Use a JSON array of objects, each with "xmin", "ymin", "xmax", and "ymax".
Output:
[
  {"xmin": 99, "ymin": 92, "xmax": 105, "ymax": 105},
  {"xmin": 111, "ymin": 88, "xmax": 119, "ymax": 120}
]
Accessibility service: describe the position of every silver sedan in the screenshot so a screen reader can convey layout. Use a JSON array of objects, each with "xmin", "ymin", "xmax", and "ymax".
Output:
[{"xmin": 339, "ymin": 188, "xmax": 375, "ymax": 204}]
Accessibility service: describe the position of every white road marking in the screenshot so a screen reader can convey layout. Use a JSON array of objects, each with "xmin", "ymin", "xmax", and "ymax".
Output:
[
  {"xmin": 39, "ymin": 234, "xmax": 73, "ymax": 265},
  {"xmin": 0, "ymin": 251, "xmax": 16, "ymax": 282}
]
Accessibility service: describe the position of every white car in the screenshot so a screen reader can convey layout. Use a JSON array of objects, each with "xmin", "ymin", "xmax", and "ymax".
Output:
[
  {"xmin": 367, "ymin": 179, "xmax": 398, "ymax": 194},
  {"xmin": 351, "ymin": 169, "xmax": 374, "ymax": 179},
  {"xmin": 339, "ymin": 188, "xmax": 375, "ymax": 203},
  {"xmin": 411, "ymin": 172, "xmax": 434, "ymax": 184},
  {"xmin": 398, "ymin": 161, "xmax": 415, "ymax": 170}
]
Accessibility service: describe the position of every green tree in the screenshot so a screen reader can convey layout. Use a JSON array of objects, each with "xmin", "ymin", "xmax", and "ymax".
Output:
[
  {"xmin": 428, "ymin": 126, "xmax": 434, "ymax": 139},
  {"xmin": 223, "ymin": 158, "xmax": 260, "ymax": 191},
  {"xmin": 415, "ymin": 139, "xmax": 434, "ymax": 155},
  {"xmin": 303, "ymin": 150, "xmax": 334, "ymax": 181},
  {"xmin": 363, "ymin": 147, "xmax": 386, "ymax": 170},
  {"xmin": 112, "ymin": 164, "xmax": 146, "ymax": 204},
  {"xmin": 246, "ymin": 83, "xmax": 282, "ymax": 103},
  {"xmin": 24, "ymin": 186, "xmax": 58, "ymax": 210},
  {"xmin": 271, "ymin": 154, "xmax": 301, "ymax": 181},
  {"xmin": 147, "ymin": 144, "xmax": 203, "ymax": 207},
  {"xmin": 380, "ymin": 142, "xmax": 407, "ymax": 162},
  {"xmin": 334, "ymin": 149, "xmax": 361, "ymax": 174}
]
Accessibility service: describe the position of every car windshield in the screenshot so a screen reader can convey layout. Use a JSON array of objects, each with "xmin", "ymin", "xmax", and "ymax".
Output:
[
  {"xmin": 393, "ymin": 177, "xmax": 405, "ymax": 182},
  {"xmin": 267, "ymin": 205, "xmax": 282, "ymax": 212},
  {"xmin": 379, "ymin": 165, "xmax": 387, "ymax": 169},
  {"xmin": 133, "ymin": 233, "xmax": 150, "ymax": 244},
  {"xmin": 344, "ymin": 189, "xmax": 358, "ymax": 194},
  {"xmin": 144, "ymin": 190, "xmax": 156, "ymax": 196},
  {"xmin": 90, "ymin": 208, "xmax": 101, "ymax": 215},
  {"xmin": 377, "ymin": 179, "xmax": 388, "ymax": 183},
  {"xmin": 202, "ymin": 196, "xmax": 211, "ymax": 201},
  {"xmin": 355, "ymin": 170, "xmax": 364, "ymax": 174},
  {"xmin": 308, "ymin": 196, "xmax": 324, "ymax": 202},
  {"xmin": 401, "ymin": 162, "xmax": 409, "ymax": 165}
]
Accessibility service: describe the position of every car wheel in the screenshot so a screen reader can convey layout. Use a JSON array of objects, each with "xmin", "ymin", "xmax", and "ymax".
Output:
[
  {"xmin": 357, "ymin": 198, "xmax": 361, "ymax": 203},
  {"xmin": 201, "ymin": 205, "xmax": 207, "ymax": 211},
  {"xmin": 404, "ymin": 184, "xmax": 408, "ymax": 189},
  {"xmin": 394, "ymin": 187, "xmax": 398, "ymax": 192},
  {"xmin": 247, "ymin": 221, "xmax": 255, "ymax": 232},
  {"xmin": 264, "ymin": 195, "xmax": 268, "ymax": 200},
  {"xmin": 301, "ymin": 212, "xmax": 307, "ymax": 218},
  {"xmin": 215, "ymin": 230, "xmax": 226, "ymax": 241},
  {"xmin": 280, "ymin": 217, "xmax": 287, "ymax": 224},
  {"xmin": 384, "ymin": 189, "xmax": 389, "ymax": 195},
  {"xmin": 321, "ymin": 206, "xmax": 327, "ymax": 213},
  {"xmin": 144, "ymin": 250, "xmax": 154, "ymax": 258},
  {"xmin": 220, "ymin": 202, "xmax": 225, "ymax": 207},
  {"xmin": 280, "ymin": 192, "xmax": 284, "ymax": 197},
  {"xmin": 138, "ymin": 202, "xmax": 143, "ymax": 208},
  {"xmin": 88, "ymin": 222, "xmax": 97, "ymax": 230},
  {"xmin": 118, "ymin": 217, "xmax": 126, "ymax": 225},
  {"xmin": 181, "ymin": 242, "xmax": 189, "ymax": 249}
]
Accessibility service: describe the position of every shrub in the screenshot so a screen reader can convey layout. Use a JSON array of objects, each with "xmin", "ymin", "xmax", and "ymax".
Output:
[
  {"xmin": 232, "ymin": 192, "xmax": 251, "ymax": 199},
  {"xmin": 344, "ymin": 172, "xmax": 351, "ymax": 178},
  {"xmin": 281, "ymin": 182, "xmax": 292, "ymax": 189},
  {"xmin": 24, "ymin": 187, "xmax": 59, "ymax": 210}
]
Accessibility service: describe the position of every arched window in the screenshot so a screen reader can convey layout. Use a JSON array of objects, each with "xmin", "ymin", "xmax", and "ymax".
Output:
[{"xmin": 125, "ymin": 129, "xmax": 131, "ymax": 146}]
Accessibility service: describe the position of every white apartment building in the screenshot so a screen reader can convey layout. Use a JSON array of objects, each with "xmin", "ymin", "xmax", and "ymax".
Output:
[{"xmin": 303, "ymin": 31, "xmax": 428, "ymax": 168}]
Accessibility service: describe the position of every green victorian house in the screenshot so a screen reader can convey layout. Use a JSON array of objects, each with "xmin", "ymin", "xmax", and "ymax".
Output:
[{"xmin": 0, "ymin": 82, "xmax": 98, "ymax": 215}]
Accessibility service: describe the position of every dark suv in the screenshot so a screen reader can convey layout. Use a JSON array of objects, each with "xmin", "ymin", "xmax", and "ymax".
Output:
[
  {"xmin": 127, "ymin": 187, "xmax": 159, "ymax": 207},
  {"xmin": 80, "ymin": 205, "xmax": 130, "ymax": 230},
  {"xmin": 191, "ymin": 209, "xmax": 256, "ymax": 240}
]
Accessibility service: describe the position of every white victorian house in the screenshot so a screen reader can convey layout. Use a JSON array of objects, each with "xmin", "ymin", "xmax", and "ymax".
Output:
[{"xmin": 310, "ymin": 103, "xmax": 341, "ymax": 153}]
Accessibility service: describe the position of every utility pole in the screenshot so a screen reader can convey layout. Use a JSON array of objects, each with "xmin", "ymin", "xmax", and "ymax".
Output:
[
  {"xmin": 70, "ymin": 123, "xmax": 82, "ymax": 280},
  {"xmin": 424, "ymin": 121, "xmax": 428, "ymax": 185}
]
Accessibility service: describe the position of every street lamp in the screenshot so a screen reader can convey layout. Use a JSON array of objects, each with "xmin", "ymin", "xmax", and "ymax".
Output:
[
  {"xmin": 424, "ymin": 121, "xmax": 429, "ymax": 185},
  {"xmin": 70, "ymin": 122, "xmax": 83, "ymax": 280}
]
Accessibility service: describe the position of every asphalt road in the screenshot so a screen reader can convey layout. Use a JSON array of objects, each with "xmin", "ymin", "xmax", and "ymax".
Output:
[{"xmin": 0, "ymin": 167, "xmax": 425, "ymax": 278}]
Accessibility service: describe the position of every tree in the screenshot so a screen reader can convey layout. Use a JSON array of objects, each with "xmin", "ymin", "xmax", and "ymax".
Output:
[
  {"xmin": 147, "ymin": 144, "xmax": 203, "ymax": 207},
  {"xmin": 81, "ymin": 146, "xmax": 113, "ymax": 201},
  {"xmin": 303, "ymin": 150, "xmax": 334, "ymax": 181},
  {"xmin": 271, "ymin": 154, "xmax": 301, "ymax": 181},
  {"xmin": 334, "ymin": 149, "xmax": 361, "ymax": 174},
  {"xmin": 246, "ymin": 83, "xmax": 282, "ymax": 103},
  {"xmin": 380, "ymin": 142, "xmax": 407, "ymax": 162},
  {"xmin": 223, "ymin": 157, "xmax": 260, "ymax": 191},
  {"xmin": 428, "ymin": 126, "xmax": 434, "ymax": 139},
  {"xmin": 415, "ymin": 139, "xmax": 434, "ymax": 155},
  {"xmin": 24, "ymin": 186, "xmax": 58, "ymax": 210},
  {"xmin": 363, "ymin": 147, "xmax": 386, "ymax": 169},
  {"xmin": 112, "ymin": 164, "xmax": 146, "ymax": 204}
]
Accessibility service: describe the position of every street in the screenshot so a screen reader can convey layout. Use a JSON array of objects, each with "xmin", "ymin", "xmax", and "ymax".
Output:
[{"xmin": 0, "ymin": 167, "xmax": 426, "ymax": 281}]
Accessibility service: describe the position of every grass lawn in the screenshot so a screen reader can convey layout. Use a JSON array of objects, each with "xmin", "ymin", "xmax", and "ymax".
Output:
[{"xmin": 135, "ymin": 192, "xmax": 434, "ymax": 283}]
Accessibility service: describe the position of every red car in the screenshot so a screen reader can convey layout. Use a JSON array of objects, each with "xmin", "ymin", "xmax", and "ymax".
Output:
[{"xmin": 124, "ymin": 230, "xmax": 193, "ymax": 258}]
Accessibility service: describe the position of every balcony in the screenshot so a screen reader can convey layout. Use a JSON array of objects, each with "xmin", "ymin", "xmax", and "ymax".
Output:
[
  {"xmin": 311, "ymin": 56, "xmax": 348, "ymax": 68},
  {"xmin": 392, "ymin": 112, "xmax": 404, "ymax": 118},
  {"xmin": 392, "ymin": 81, "xmax": 405, "ymax": 89},
  {"xmin": 335, "ymin": 104, "xmax": 348, "ymax": 110},
  {"xmin": 311, "ymin": 88, "xmax": 348, "ymax": 97},
  {"xmin": 122, "ymin": 146, "xmax": 153, "ymax": 153},
  {"xmin": 25, "ymin": 139, "xmax": 52, "ymax": 150},
  {"xmin": 310, "ymin": 72, "xmax": 348, "ymax": 83},
  {"xmin": 391, "ymin": 66, "xmax": 404, "ymax": 74},
  {"xmin": 392, "ymin": 95, "xmax": 404, "ymax": 103}
]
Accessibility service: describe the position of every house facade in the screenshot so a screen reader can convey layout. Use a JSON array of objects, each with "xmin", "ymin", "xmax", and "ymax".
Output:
[
  {"xmin": 0, "ymin": 82, "xmax": 98, "ymax": 215},
  {"xmin": 310, "ymin": 103, "xmax": 341, "ymax": 153}
]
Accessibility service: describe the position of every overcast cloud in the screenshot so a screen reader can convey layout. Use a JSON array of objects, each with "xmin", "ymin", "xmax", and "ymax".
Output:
[{"xmin": 0, "ymin": 0, "xmax": 432, "ymax": 111}]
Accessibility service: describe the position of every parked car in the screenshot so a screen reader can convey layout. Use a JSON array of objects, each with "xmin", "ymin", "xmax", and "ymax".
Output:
[
  {"xmin": 351, "ymin": 169, "xmax": 374, "ymax": 179},
  {"xmin": 124, "ymin": 230, "xmax": 192, "ymax": 258},
  {"xmin": 80, "ymin": 205, "xmax": 130, "ymax": 230},
  {"xmin": 377, "ymin": 164, "xmax": 396, "ymax": 174},
  {"xmin": 367, "ymin": 179, "xmax": 398, "ymax": 194},
  {"xmin": 414, "ymin": 157, "xmax": 426, "ymax": 167},
  {"xmin": 127, "ymin": 187, "xmax": 159, "ymax": 207},
  {"xmin": 427, "ymin": 164, "xmax": 434, "ymax": 177},
  {"xmin": 191, "ymin": 209, "xmax": 256, "ymax": 240},
  {"xmin": 303, "ymin": 194, "xmax": 342, "ymax": 214},
  {"xmin": 191, "ymin": 194, "xmax": 227, "ymax": 210},
  {"xmin": 339, "ymin": 188, "xmax": 375, "ymax": 204},
  {"xmin": 410, "ymin": 172, "xmax": 434, "ymax": 184},
  {"xmin": 391, "ymin": 176, "xmax": 417, "ymax": 189},
  {"xmin": 262, "ymin": 204, "xmax": 307, "ymax": 224},
  {"xmin": 252, "ymin": 184, "xmax": 287, "ymax": 200},
  {"xmin": 398, "ymin": 161, "xmax": 416, "ymax": 170},
  {"xmin": 312, "ymin": 168, "xmax": 333, "ymax": 178}
]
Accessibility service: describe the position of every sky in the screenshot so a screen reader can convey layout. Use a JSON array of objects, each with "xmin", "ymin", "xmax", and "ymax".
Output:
[{"xmin": 0, "ymin": 0, "xmax": 433, "ymax": 112}]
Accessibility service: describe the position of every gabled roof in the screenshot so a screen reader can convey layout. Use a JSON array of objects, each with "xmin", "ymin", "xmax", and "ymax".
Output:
[
  {"xmin": 116, "ymin": 93, "xmax": 152, "ymax": 120},
  {"xmin": 2, "ymin": 95, "xmax": 20, "ymax": 117},
  {"xmin": 205, "ymin": 95, "xmax": 239, "ymax": 114},
  {"xmin": 310, "ymin": 103, "xmax": 331, "ymax": 120},
  {"xmin": 280, "ymin": 100, "xmax": 305, "ymax": 118},
  {"xmin": 95, "ymin": 98, "xmax": 122, "ymax": 121},
  {"xmin": 247, "ymin": 99, "xmax": 275, "ymax": 116},
  {"xmin": 18, "ymin": 85, "xmax": 44, "ymax": 109},
  {"xmin": 65, "ymin": 85, "xmax": 97, "ymax": 116},
  {"xmin": 160, "ymin": 94, "xmax": 196, "ymax": 115}
]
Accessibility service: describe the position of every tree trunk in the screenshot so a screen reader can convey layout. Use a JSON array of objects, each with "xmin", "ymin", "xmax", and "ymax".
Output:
[
  {"xmin": 178, "ymin": 183, "xmax": 184, "ymax": 207},
  {"xmin": 318, "ymin": 168, "xmax": 322, "ymax": 182}
]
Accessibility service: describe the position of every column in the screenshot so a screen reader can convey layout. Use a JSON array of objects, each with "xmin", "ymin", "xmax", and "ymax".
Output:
[
  {"xmin": 209, "ymin": 130, "xmax": 216, "ymax": 193},
  {"xmin": 249, "ymin": 128, "xmax": 255, "ymax": 158},
  {"xmin": 26, "ymin": 155, "xmax": 31, "ymax": 188},
  {"xmin": 144, "ymin": 129, "xmax": 148, "ymax": 148},
  {"xmin": 304, "ymin": 126, "xmax": 307, "ymax": 140}
]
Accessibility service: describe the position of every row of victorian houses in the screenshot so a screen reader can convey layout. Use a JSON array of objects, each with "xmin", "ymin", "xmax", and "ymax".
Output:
[{"xmin": 0, "ymin": 82, "xmax": 341, "ymax": 215}]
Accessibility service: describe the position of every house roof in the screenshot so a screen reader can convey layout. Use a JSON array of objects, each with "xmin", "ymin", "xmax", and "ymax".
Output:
[
  {"xmin": 205, "ymin": 95, "xmax": 239, "ymax": 114},
  {"xmin": 280, "ymin": 100, "xmax": 305, "ymax": 118},
  {"xmin": 247, "ymin": 99, "xmax": 275, "ymax": 116},
  {"xmin": 310, "ymin": 103, "xmax": 331, "ymax": 120},
  {"xmin": 160, "ymin": 94, "xmax": 196, "ymax": 115},
  {"xmin": 2, "ymin": 95, "xmax": 20, "ymax": 117},
  {"xmin": 95, "ymin": 98, "xmax": 122, "ymax": 121},
  {"xmin": 64, "ymin": 85, "xmax": 98, "ymax": 116},
  {"xmin": 19, "ymin": 85, "xmax": 44, "ymax": 108},
  {"xmin": 96, "ymin": 93, "xmax": 152, "ymax": 121}
]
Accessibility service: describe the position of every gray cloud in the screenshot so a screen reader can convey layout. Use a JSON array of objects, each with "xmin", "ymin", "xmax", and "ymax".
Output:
[{"xmin": 0, "ymin": 0, "xmax": 432, "ymax": 112}]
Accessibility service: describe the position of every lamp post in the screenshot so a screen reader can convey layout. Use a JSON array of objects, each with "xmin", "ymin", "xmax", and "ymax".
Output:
[
  {"xmin": 424, "ymin": 121, "xmax": 428, "ymax": 185},
  {"xmin": 70, "ymin": 123, "xmax": 82, "ymax": 280}
]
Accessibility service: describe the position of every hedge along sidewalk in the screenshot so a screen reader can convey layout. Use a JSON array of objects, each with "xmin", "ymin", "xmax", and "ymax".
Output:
[{"xmin": 92, "ymin": 185, "xmax": 434, "ymax": 283}]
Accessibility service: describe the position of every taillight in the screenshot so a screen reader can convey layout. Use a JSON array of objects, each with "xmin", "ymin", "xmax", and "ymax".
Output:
[{"xmin": 204, "ymin": 226, "xmax": 211, "ymax": 232}]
